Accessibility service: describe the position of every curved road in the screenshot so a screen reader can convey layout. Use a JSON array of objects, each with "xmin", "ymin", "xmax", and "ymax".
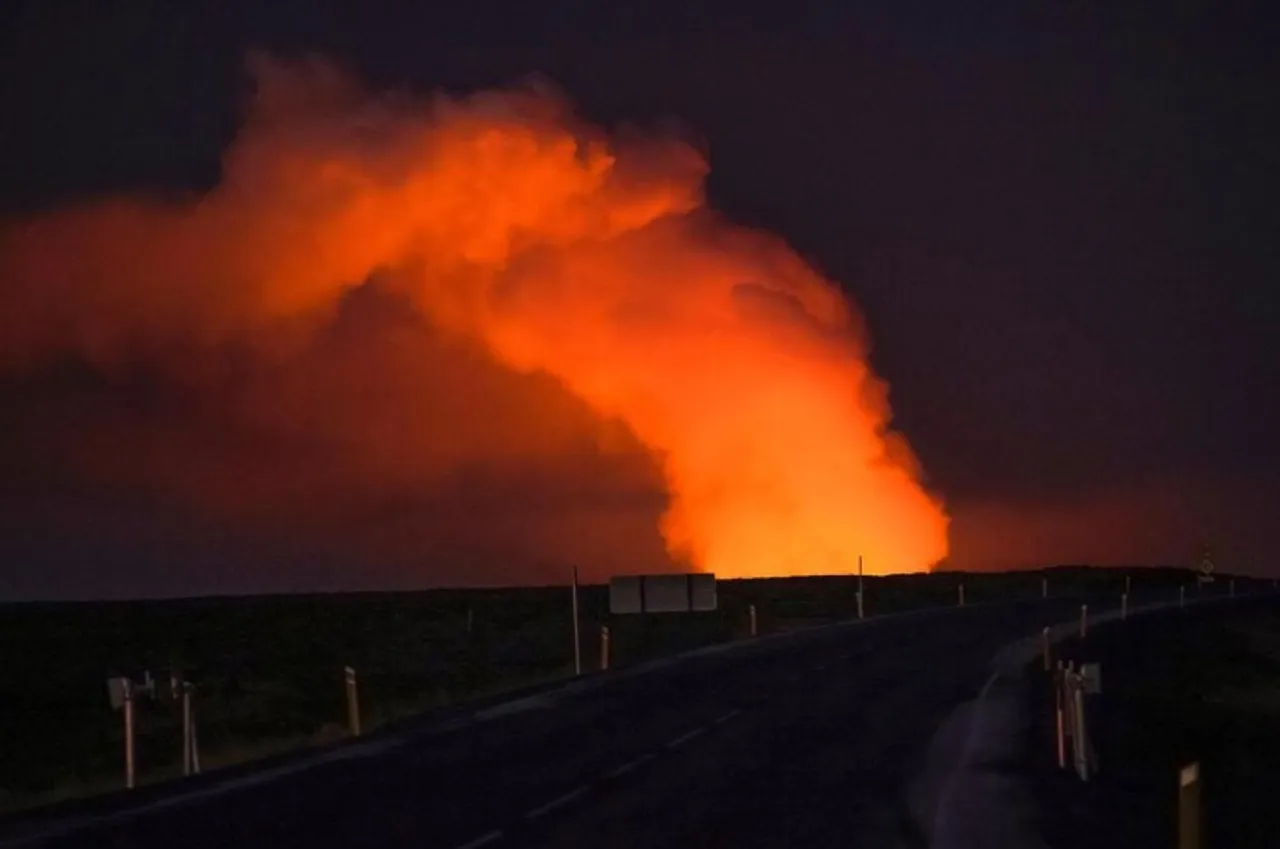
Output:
[{"xmin": 1, "ymin": 598, "xmax": 1095, "ymax": 849}]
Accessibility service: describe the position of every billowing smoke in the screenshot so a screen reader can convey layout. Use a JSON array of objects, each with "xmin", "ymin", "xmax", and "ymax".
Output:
[{"xmin": 0, "ymin": 56, "xmax": 947, "ymax": 582}]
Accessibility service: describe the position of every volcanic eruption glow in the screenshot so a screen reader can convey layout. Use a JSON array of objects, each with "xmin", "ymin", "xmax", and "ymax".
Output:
[{"xmin": 0, "ymin": 56, "xmax": 948, "ymax": 579}]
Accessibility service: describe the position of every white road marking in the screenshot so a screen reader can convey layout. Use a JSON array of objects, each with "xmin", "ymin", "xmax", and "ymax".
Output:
[
  {"xmin": 525, "ymin": 786, "xmax": 589, "ymax": 820},
  {"xmin": 451, "ymin": 829, "xmax": 503, "ymax": 849},
  {"xmin": 605, "ymin": 757, "xmax": 647, "ymax": 778},
  {"xmin": 713, "ymin": 708, "xmax": 742, "ymax": 724},
  {"xmin": 664, "ymin": 727, "xmax": 705, "ymax": 749}
]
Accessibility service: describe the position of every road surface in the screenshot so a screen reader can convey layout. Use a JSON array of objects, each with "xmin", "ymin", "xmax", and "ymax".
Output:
[{"xmin": 2, "ymin": 598, "xmax": 1094, "ymax": 849}]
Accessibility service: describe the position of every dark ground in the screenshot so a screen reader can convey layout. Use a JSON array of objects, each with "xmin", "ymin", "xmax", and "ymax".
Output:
[
  {"xmin": 0, "ymin": 566, "xmax": 1226, "ymax": 816},
  {"xmin": 1029, "ymin": 590, "xmax": 1280, "ymax": 848},
  {"xmin": 1, "ymin": 595, "xmax": 1106, "ymax": 849}
]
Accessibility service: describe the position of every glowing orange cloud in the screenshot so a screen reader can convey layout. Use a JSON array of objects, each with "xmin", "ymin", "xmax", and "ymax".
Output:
[{"xmin": 0, "ymin": 56, "xmax": 948, "ymax": 578}]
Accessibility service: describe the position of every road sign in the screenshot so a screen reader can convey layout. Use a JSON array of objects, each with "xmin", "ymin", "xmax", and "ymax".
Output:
[
  {"xmin": 609, "ymin": 573, "xmax": 717, "ymax": 613},
  {"xmin": 1081, "ymin": 663, "xmax": 1102, "ymax": 694},
  {"xmin": 1198, "ymin": 544, "xmax": 1215, "ymax": 584}
]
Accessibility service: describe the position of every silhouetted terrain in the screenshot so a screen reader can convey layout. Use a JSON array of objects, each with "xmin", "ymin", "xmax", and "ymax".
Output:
[{"xmin": 0, "ymin": 565, "xmax": 1219, "ymax": 813}]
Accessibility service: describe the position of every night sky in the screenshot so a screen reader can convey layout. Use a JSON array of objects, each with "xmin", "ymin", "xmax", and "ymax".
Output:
[{"xmin": 1, "ymin": 1, "xmax": 1277, "ymax": 598}]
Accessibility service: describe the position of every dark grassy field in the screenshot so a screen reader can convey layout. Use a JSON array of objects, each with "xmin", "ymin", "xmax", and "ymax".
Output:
[
  {"xmin": 1031, "ymin": 590, "xmax": 1280, "ymax": 848},
  {"xmin": 0, "ymin": 565, "xmax": 1221, "ymax": 814}
]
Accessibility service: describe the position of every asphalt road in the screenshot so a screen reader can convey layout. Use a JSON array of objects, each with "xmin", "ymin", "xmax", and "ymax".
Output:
[{"xmin": 2, "ymin": 598, "xmax": 1098, "ymax": 849}]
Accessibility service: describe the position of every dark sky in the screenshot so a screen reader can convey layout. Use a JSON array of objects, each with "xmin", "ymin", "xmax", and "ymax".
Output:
[{"xmin": 1, "ymin": 1, "xmax": 1277, "ymax": 597}]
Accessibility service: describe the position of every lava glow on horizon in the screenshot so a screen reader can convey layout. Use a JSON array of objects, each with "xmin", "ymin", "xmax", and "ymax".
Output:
[{"xmin": 0, "ymin": 56, "xmax": 949, "ymax": 579}]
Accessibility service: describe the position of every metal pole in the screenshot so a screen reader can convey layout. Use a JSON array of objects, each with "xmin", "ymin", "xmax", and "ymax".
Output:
[
  {"xmin": 857, "ymin": 555, "xmax": 865, "ymax": 620},
  {"xmin": 749, "ymin": 603, "xmax": 757, "ymax": 637},
  {"xmin": 1080, "ymin": 604, "xmax": 1088, "ymax": 638},
  {"xmin": 182, "ymin": 684, "xmax": 192, "ymax": 776},
  {"xmin": 123, "ymin": 679, "xmax": 135, "ymax": 789},
  {"xmin": 1179, "ymin": 762, "xmax": 1201, "ymax": 849},
  {"xmin": 600, "ymin": 625, "xmax": 610, "ymax": 671},
  {"xmin": 572, "ymin": 566, "xmax": 582, "ymax": 676},
  {"xmin": 344, "ymin": 666, "xmax": 361, "ymax": 737}
]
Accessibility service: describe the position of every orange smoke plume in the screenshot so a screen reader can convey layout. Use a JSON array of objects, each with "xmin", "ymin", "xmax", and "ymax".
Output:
[{"xmin": 0, "ymin": 56, "xmax": 947, "ymax": 578}]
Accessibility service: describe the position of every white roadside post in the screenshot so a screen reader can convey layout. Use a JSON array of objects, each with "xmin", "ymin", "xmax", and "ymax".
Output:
[
  {"xmin": 749, "ymin": 603, "xmax": 758, "ymax": 637},
  {"xmin": 1042, "ymin": 576, "xmax": 1048, "ymax": 599},
  {"xmin": 187, "ymin": 682, "xmax": 201, "ymax": 774},
  {"xmin": 181, "ymin": 682, "xmax": 193, "ymax": 776},
  {"xmin": 958, "ymin": 582, "xmax": 965, "ymax": 608},
  {"xmin": 1180, "ymin": 585, "xmax": 1186, "ymax": 608},
  {"xmin": 1180, "ymin": 762, "xmax": 1202, "ymax": 849},
  {"xmin": 108, "ymin": 673, "xmax": 153, "ymax": 790},
  {"xmin": 1054, "ymin": 662, "xmax": 1066, "ymax": 769},
  {"xmin": 571, "ymin": 566, "xmax": 582, "ymax": 676},
  {"xmin": 123, "ymin": 680, "xmax": 136, "ymax": 789},
  {"xmin": 1121, "ymin": 593, "xmax": 1128, "ymax": 621},
  {"xmin": 1080, "ymin": 604, "xmax": 1088, "ymax": 638},
  {"xmin": 1072, "ymin": 675, "xmax": 1089, "ymax": 780},
  {"xmin": 600, "ymin": 625, "xmax": 611, "ymax": 671},
  {"xmin": 344, "ymin": 666, "xmax": 361, "ymax": 737},
  {"xmin": 1042, "ymin": 626, "xmax": 1051, "ymax": 671}
]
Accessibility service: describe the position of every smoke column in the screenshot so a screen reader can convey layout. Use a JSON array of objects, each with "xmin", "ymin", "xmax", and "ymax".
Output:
[{"xmin": 0, "ymin": 56, "xmax": 948, "ymax": 578}]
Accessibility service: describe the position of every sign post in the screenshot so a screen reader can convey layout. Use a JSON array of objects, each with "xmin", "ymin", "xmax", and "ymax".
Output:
[
  {"xmin": 572, "ymin": 566, "xmax": 582, "ymax": 676},
  {"xmin": 344, "ymin": 666, "xmax": 361, "ymax": 737},
  {"xmin": 1198, "ymin": 544, "xmax": 1215, "ymax": 584},
  {"xmin": 856, "ymin": 555, "xmax": 865, "ymax": 620}
]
